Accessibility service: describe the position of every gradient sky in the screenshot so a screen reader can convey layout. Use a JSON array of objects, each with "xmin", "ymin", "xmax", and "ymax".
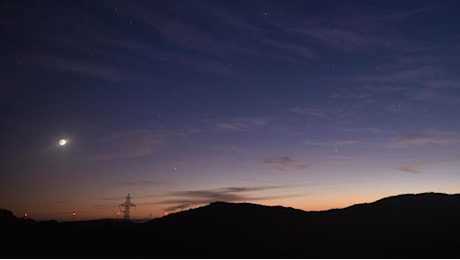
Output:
[{"xmin": 2, "ymin": 0, "xmax": 460, "ymax": 221}]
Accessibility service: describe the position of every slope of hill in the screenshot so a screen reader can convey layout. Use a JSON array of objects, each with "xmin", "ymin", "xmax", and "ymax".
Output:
[{"xmin": 2, "ymin": 192, "xmax": 459, "ymax": 258}]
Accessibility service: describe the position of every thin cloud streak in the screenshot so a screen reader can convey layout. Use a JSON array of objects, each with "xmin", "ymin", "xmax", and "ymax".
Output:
[
  {"xmin": 305, "ymin": 140, "xmax": 359, "ymax": 149},
  {"xmin": 395, "ymin": 157, "xmax": 460, "ymax": 174},
  {"xmin": 397, "ymin": 166, "xmax": 421, "ymax": 174},
  {"xmin": 214, "ymin": 117, "xmax": 269, "ymax": 132},
  {"xmin": 159, "ymin": 185, "xmax": 293, "ymax": 212},
  {"xmin": 33, "ymin": 55, "xmax": 127, "ymax": 82},
  {"xmin": 390, "ymin": 131, "xmax": 460, "ymax": 148},
  {"xmin": 263, "ymin": 156, "xmax": 311, "ymax": 171},
  {"xmin": 88, "ymin": 126, "xmax": 203, "ymax": 161},
  {"xmin": 291, "ymin": 27, "xmax": 388, "ymax": 52},
  {"xmin": 113, "ymin": 180, "xmax": 161, "ymax": 187},
  {"xmin": 344, "ymin": 128, "xmax": 396, "ymax": 135},
  {"xmin": 374, "ymin": 3, "xmax": 450, "ymax": 22},
  {"xmin": 90, "ymin": 129, "xmax": 167, "ymax": 160},
  {"xmin": 134, "ymin": 1, "xmax": 320, "ymax": 64}
]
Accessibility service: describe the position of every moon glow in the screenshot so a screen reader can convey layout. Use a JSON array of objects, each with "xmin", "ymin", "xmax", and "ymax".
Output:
[{"xmin": 59, "ymin": 139, "xmax": 67, "ymax": 146}]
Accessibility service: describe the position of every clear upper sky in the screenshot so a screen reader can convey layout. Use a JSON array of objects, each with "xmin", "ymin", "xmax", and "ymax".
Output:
[{"xmin": 1, "ymin": 0, "xmax": 460, "ymax": 221}]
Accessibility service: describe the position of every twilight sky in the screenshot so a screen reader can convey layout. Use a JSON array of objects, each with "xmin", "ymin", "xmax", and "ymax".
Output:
[{"xmin": 2, "ymin": 0, "xmax": 460, "ymax": 221}]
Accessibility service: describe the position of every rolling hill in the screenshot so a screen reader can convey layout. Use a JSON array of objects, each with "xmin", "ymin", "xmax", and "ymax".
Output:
[{"xmin": 2, "ymin": 192, "xmax": 459, "ymax": 258}]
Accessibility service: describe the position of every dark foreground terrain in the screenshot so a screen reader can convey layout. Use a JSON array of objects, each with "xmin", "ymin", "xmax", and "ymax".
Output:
[{"xmin": 2, "ymin": 192, "xmax": 460, "ymax": 258}]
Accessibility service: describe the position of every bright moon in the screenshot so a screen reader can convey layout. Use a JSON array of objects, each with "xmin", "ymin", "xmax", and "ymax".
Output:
[{"xmin": 59, "ymin": 139, "xmax": 67, "ymax": 146}]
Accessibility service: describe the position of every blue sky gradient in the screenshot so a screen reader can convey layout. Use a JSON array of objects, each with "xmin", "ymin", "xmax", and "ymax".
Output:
[{"xmin": 1, "ymin": 0, "xmax": 460, "ymax": 221}]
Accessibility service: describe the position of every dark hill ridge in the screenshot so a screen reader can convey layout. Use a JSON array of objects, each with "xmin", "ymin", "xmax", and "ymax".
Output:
[{"xmin": 2, "ymin": 192, "xmax": 460, "ymax": 258}]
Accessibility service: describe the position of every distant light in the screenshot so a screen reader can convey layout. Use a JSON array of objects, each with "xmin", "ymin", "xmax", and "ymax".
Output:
[
  {"xmin": 59, "ymin": 139, "xmax": 67, "ymax": 146},
  {"xmin": 72, "ymin": 212, "xmax": 76, "ymax": 217},
  {"xmin": 24, "ymin": 213, "xmax": 28, "ymax": 219}
]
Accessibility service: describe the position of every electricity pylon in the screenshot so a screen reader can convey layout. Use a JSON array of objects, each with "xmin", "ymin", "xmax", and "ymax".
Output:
[{"xmin": 119, "ymin": 194, "xmax": 136, "ymax": 220}]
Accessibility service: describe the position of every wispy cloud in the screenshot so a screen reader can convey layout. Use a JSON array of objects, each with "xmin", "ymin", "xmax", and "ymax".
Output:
[
  {"xmin": 349, "ymin": 67, "xmax": 434, "ymax": 83},
  {"xmin": 305, "ymin": 140, "xmax": 359, "ymax": 150},
  {"xmin": 345, "ymin": 56, "xmax": 460, "ymax": 106},
  {"xmin": 291, "ymin": 27, "xmax": 388, "ymax": 53},
  {"xmin": 261, "ymin": 39, "xmax": 318, "ymax": 60},
  {"xmin": 390, "ymin": 131, "xmax": 460, "ymax": 148},
  {"xmin": 113, "ymin": 180, "xmax": 161, "ymax": 187},
  {"xmin": 374, "ymin": 3, "xmax": 450, "ymax": 22},
  {"xmin": 210, "ymin": 145, "xmax": 253, "ymax": 156},
  {"xmin": 214, "ymin": 117, "xmax": 269, "ymax": 132},
  {"xmin": 263, "ymin": 157, "xmax": 292, "ymax": 171},
  {"xmin": 326, "ymin": 155, "xmax": 359, "ymax": 162},
  {"xmin": 16, "ymin": 2, "xmax": 237, "ymax": 80},
  {"xmin": 263, "ymin": 156, "xmax": 311, "ymax": 171},
  {"xmin": 90, "ymin": 129, "xmax": 167, "ymax": 160},
  {"xmin": 329, "ymin": 92, "xmax": 373, "ymax": 100},
  {"xmin": 344, "ymin": 127, "xmax": 396, "ymax": 135},
  {"xmin": 131, "ymin": 1, "xmax": 320, "ymax": 66},
  {"xmin": 89, "ymin": 125, "xmax": 203, "ymax": 161},
  {"xmin": 397, "ymin": 166, "xmax": 421, "ymax": 174},
  {"xmin": 289, "ymin": 99, "xmax": 374, "ymax": 124},
  {"xmin": 289, "ymin": 106, "xmax": 329, "ymax": 118},
  {"xmin": 395, "ymin": 157, "xmax": 460, "ymax": 174},
  {"xmin": 365, "ymin": 86, "xmax": 407, "ymax": 94},
  {"xmin": 405, "ymin": 86, "xmax": 460, "ymax": 105},
  {"xmin": 159, "ymin": 185, "xmax": 289, "ymax": 212},
  {"xmin": 100, "ymin": 193, "xmax": 159, "ymax": 202},
  {"xmin": 33, "ymin": 55, "xmax": 128, "ymax": 82}
]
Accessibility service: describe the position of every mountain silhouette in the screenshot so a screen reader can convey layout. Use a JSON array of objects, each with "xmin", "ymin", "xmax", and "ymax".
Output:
[{"xmin": 2, "ymin": 192, "xmax": 459, "ymax": 258}]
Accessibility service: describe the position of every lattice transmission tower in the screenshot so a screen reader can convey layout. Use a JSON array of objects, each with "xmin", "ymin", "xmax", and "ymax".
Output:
[{"xmin": 119, "ymin": 193, "xmax": 136, "ymax": 220}]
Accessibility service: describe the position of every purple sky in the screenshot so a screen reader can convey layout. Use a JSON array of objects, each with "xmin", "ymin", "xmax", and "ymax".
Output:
[{"xmin": 1, "ymin": 0, "xmax": 460, "ymax": 221}]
